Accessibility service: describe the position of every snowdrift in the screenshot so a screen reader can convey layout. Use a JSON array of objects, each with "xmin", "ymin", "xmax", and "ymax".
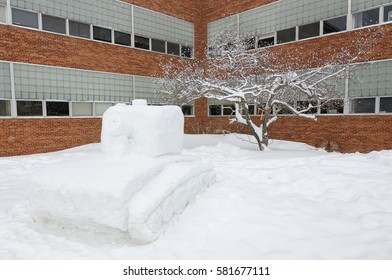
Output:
[{"xmin": 30, "ymin": 102, "xmax": 215, "ymax": 244}]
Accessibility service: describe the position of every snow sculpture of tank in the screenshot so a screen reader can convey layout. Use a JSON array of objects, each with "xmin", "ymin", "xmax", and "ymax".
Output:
[{"xmin": 30, "ymin": 101, "xmax": 215, "ymax": 244}]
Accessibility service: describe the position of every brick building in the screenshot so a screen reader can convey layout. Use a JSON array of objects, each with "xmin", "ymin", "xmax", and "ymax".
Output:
[{"xmin": 0, "ymin": 0, "xmax": 392, "ymax": 156}]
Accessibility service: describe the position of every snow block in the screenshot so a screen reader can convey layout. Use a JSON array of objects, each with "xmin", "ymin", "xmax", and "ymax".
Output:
[
  {"xmin": 101, "ymin": 102, "xmax": 184, "ymax": 157},
  {"xmin": 30, "ymin": 154, "xmax": 215, "ymax": 244}
]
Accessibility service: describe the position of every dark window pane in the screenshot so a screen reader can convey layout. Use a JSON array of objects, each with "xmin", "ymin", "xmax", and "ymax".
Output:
[
  {"xmin": 151, "ymin": 38, "xmax": 166, "ymax": 53},
  {"xmin": 351, "ymin": 98, "xmax": 375, "ymax": 113},
  {"xmin": 181, "ymin": 105, "xmax": 193, "ymax": 115},
  {"xmin": 353, "ymin": 8, "xmax": 379, "ymax": 28},
  {"xmin": 323, "ymin": 16, "xmax": 347, "ymax": 34},
  {"xmin": 0, "ymin": 100, "xmax": 11, "ymax": 116},
  {"xmin": 167, "ymin": 42, "xmax": 180, "ymax": 55},
  {"xmin": 209, "ymin": 105, "xmax": 221, "ymax": 116},
  {"xmin": 223, "ymin": 105, "xmax": 235, "ymax": 115},
  {"xmin": 12, "ymin": 8, "xmax": 38, "ymax": 29},
  {"xmin": 298, "ymin": 22, "xmax": 319, "ymax": 40},
  {"xmin": 244, "ymin": 37, "xmax": 256, "ymax": 50},
  {"xmin": 46, "ymin": 101, "xmax": 69, "ymax": 116},
  {"xmin": 114, "ymin": 31, "xmax": 131, "ymax": 46},
  {"xmin": 17, "ymin": 101, "xmax": 42, "ymax": 116},
  {"xmin": 181, "ymin": 46, "xmax": 192, "ymax": 58},
  {"xmin": 297, "ymin": 101, "xmax": 318, "ymax": 114},
  {"xmin": 42, "ymin": 14, "xmax": 66, "ymax": 34},
  {"xmin": 380, "ymin": 97, "xmax": 392, "ymax": 113},
  {"xmin": 384, "ymin": 5, "xmax": 392, "ymax": 22},
  {"xmin": 134, "ymin": 35, "xmax": 150, "ymax": 50},
  {"xmin": 321, "ymin": 99, "xmax": 344, "ymax": 114},
  {"xmin": 258, "ymin": 37, "xmax": 274, "ymax": 48},
  {"xmin": 247, "ymin": 104, "xmax": 255, "ymax": 115},
  {"xmin": 69, "ymin": 20, "xmax": 90, "ymax": 38},
  {"xmin": 277, "ymin": 27, "xmax": 296, "ymax": 44},
  {"xmin": 93, "ymin": 26, "xmax": 112, "ymax": 43}
]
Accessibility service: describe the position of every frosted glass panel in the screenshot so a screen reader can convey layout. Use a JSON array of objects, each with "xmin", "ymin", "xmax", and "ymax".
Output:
[
  {"xmin": 209, "ymin": 0, "xmax": 348, "ymax": 40},
  {"xmin": 95, "ymin": 103, "xmax": 113, "ymax": 116},
  {"xmin": 134, "ymin": 76, "xmax": 163, "ymax": 104},
  {"xmin": 349, "ymin": 60, "xmax": 392, "ymax": 97},
  {"xmin": 13, "ymin": 64, "xmax": 133, "ymax": 102},
  {"xmin": 0, "ymin": 5, "xmax": 6, "ymax": 23},
  {"xmin": 10, "ymin": 0, "xmax": 132, "ymax": 33},
  {"xmin": 0, "ymin": 62, "xmax": 11, "ymax": 99},
  {"xmin": 208, "ymin": 15, "xmax": 237, "ymax": 44},
  {"xmin": 352, "ymin": 0, "xmax": 392, "ymax": 12},
  {"xmin": 134, "ymin": 6, "xmax": 194, "ymax": 47},
  {"xmin": 72, "ymin": 102, "xmax": 93, "ymax": 116}
]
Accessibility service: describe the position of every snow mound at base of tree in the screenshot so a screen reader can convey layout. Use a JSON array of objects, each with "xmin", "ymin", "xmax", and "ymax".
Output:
[
  {"xmin": 30, "ymin": 154, "xmax": 215, "ymax": 244},
  {"xmin": 101, "ymin": 103, "xmax": 184, "ymax": 157}
]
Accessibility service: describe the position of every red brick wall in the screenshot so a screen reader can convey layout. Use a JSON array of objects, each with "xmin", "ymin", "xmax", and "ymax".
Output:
[
  {"xmin": 1, "ymin": 113, "xmax": 391, "ymax": 156},
  {"xmin": 0, "ymin": 119, "xmax": 102, "ymax": 157},
  {"xmin": 184, "ymin": 100, "xmax": 392, "ymax": 153}
]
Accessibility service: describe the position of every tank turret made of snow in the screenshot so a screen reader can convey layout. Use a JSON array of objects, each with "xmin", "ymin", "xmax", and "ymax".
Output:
[{"xmin": 101, "ymin": 100, "xmax": 184, "ymax": 157}]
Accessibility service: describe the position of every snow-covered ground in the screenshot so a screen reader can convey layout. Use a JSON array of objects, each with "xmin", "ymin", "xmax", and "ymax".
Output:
[{"xmin": 1, "ymin": 134, "xmax": 392, "ymax": 259}]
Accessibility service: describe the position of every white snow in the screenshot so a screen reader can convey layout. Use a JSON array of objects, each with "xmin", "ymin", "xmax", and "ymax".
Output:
[
  {"xmin": 101, "ymin": 103, "xmax": 184, "ymax": 157},
  {"xmin": 1, "ymin": 134, "xmax": 392, "ymax": 259}
]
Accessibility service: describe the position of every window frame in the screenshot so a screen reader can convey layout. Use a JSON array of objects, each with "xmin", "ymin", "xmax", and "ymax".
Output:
[
  {"xmin": 93, "ymin": 25, "xmax": 113, "ymax": 43},
  {"xmin": 16, "ymin": 100, "xmax": 44, "ymax": 117},
  {"xmin": 11, "ymin": 7, "xmax": 39, "ymax": 29},
  {"xmin": 0, "ymin": 99, "xmax": 12, "ymax": 117},
  {"xmin": 352, "ymin": 7, "xmax": 380, "ymax": 29},
  {"xmin": 41, "ymin": 14, "xmax": 66, "ymax": 35},
  {"xmin": 68, "ymin": 20, "xmax": 91, "ymax": 39}
]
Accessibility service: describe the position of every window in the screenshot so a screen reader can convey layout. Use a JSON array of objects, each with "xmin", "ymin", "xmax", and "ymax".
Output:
[
  {"xmin": 244, "ymin": 37, "xmax": 256, "ymax": 50},
  {"xmin": 321, "ymin": 99, "xmax": 344, "ymax": 114},
  {"xmin": 258, "ymin": 36, "xmax": 274, "ymax": 48},
  {"xmin": 151, "ymin": 39, "xmax": 166, "ymax": 53},
  {"xmin": 298, "ymin": 22, "xmax": 319, "ymax": 40},
  {"xmin": 380, "ymin": 97, "xmax": 392, "ymax": 113},
  {"xmin": 12, "ymin": 8, "xmax": 39, "ymax": 29},
  {"xmin": 323, "ymin": 16, "xmax": 347, "ymax": 34},
  {"xmin": 46, "ymin": 101, "xmax": 69, "ymax": 116},
  {"xmin": 42, "ymin": 14, "xmax": 66, "ymax": 34},
  {"xmin": 17, "ymin": 101, "xmax": 43, "ymax": 116},
  {"xmin": 181, "ymin": 46, "xmax": 192, "ymax": 58},
  {"xmin": 181, "ymin": 105, "xmax": 194, "ymax": 116},
  {"xmin": 277, "ymin": 27, "xmax": 296, "ymax": 44},
  {"xmin": 134, "ymin": 35, "xmax": 150, "ymax": 50},
  {"xmin": 223, "ymin": 104, "xmax": 235, "ymax": 115},
  {"xmin": 167, "ymin": 42, "xmax": 180, "ymax": 55},
  {"xmin": 0, "ymin": 5, "xmax": 6, "ymax": 23},
  {"xmin": 384, "ymin": 5, "xmax": 392, "ymax": 22},
  {"xmin": 95, "ymin": 103, "xmax": 112, "ymax": 116},
  {"xmin": 247, "ymin": 104, "xmax": 255, "ymax": 115},
  {"xmin": 209, "ymin": 105, "xmax": 221, "ymax": 116},
  {"xmin": 93, "ymin": 26, "xmax": 112, "ymax": 43},
  {"xmin": 353, "ymin": 8, "xmax": 379, "ymax": 28},
  {"xmin": 72, "ymin": 102, "xmax": 93, "ymax": 116},
  {"xmin": 297, "ymin": 101, "xmax": 318, "ymax": 114},
  {"xmin": 69, "ymin": 20, "xmax": 90, "ymax": 39},
  {"xmin": 0, "ymin": 100, "xmax": 11, "ymax": 116},
  {"xmin": 114, "ymin": 31, "xmax": 131, "ymax": 46},
  {"xmin": 351, "ymin": 98, "xmax": 375, "ymax": 113}
]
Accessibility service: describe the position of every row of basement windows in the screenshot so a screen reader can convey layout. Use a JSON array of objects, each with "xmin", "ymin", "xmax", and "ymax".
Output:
[
  {"xmin": 2, "ymin": 7, "xmax": 192, "ymax": 58},
  {"xmin": 208, "ymin": 97, "xmax": 392, "ymax": 116},
  {"xmin": 242, "ymin": 4, "xmax": 392, "ymax": 50},
  {"xmin": 0, "ymin": 99, "xmax": 195, "ymax": 117}
]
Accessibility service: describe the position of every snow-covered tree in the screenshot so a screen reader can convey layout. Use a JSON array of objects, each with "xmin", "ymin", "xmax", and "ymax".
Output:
[{"xmin": 157, "ymin": 28, "xmax": 382, "ymax": 151}]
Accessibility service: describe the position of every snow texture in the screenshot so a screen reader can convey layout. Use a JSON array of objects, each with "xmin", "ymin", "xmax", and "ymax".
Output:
[
  {"xmin": 1, "ymin": 135, "xmax": 392, "ymax": 259},
  {"xmin": 101, "ymin": 103, "xmax": 184, "ymax": 157},
  {"xmin": 30, "ymin": 154, "xmax": 215, "ymax": 244}
]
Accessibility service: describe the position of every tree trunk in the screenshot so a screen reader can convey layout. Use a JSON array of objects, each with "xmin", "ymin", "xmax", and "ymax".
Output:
[{"xmin": 241, "ymin": 102, "xmax": 264, "ymax": 151}]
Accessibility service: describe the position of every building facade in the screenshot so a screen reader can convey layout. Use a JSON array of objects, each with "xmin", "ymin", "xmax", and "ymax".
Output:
[{"xmin": 0, "ymin": 0, "xmax": 392, "ymax": 156}]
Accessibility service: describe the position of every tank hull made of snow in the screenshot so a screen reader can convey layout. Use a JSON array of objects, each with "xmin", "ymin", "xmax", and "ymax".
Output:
[{"xmin": 30, "ymin": 154, "xmax": 215, "ymax": 244}]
